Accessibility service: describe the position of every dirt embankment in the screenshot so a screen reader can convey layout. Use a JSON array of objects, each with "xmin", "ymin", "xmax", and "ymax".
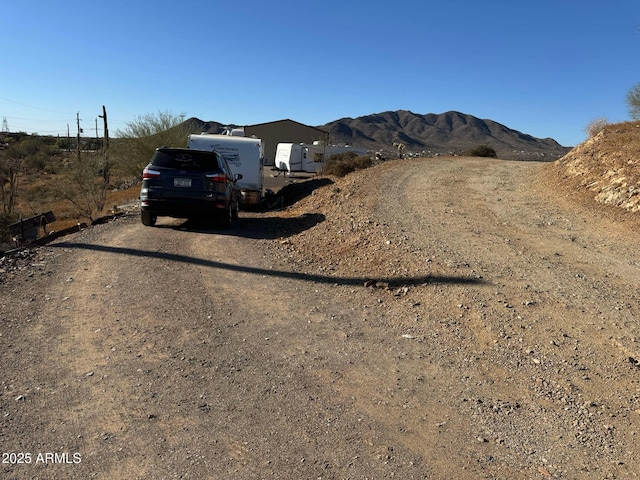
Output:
[{"xmin": 553, "ymin": 121, "xmax": 640, "ymax": 213}]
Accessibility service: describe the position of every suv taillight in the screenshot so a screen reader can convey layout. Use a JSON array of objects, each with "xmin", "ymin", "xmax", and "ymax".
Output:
[
  {"xmin": 143, "ymin": 167, "xmax": 161, "ymax": 179},
  {"xmin": 205, "ymin": 173, "xmax": 226, "ymax": 183}
]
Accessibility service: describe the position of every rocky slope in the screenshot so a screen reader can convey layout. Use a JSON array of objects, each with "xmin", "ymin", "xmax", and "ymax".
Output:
[{"xmin": 550, "ymin": 120, "xmax": 640, "ymax": 213}]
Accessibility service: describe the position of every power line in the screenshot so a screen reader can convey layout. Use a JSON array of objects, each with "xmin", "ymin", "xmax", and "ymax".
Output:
[
  {"xmin": 3, "ymin": 115, "xmax": 71, "ymax": 123},
  {"xmin": 0, "ymin": 97, "xmax": 78, "ymax": 134},
  {"xmin": 0, "ymin": 96, "xmax": 74, "ymax": 116}
]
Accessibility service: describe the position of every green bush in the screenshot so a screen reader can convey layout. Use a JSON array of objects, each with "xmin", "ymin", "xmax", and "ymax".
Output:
[
  {"xmin": 466, "ymin": 144, "xmax": 497, "ymax": 158},
  {"xmin": 113, "ymin": 111, "xmax": 190, "ymax": 178},
  {"xmin": 323, "ymin": 152, "xmax": 373, "ymax": 177}
]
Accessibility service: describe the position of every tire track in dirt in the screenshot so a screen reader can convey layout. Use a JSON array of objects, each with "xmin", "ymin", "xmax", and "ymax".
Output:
[
  {"xmin": 40, "ymin": 222, "xmax": 188, "ymax": 478},
  {"xmin": 369, "ymin": 157, "xmax": 640, "ymax": 477}
]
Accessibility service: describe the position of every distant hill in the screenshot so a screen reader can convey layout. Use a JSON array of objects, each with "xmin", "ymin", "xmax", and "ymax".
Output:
[
  {"xmin": 319, "ymin": 110, "xmax": 571, "ymax": 160},
  {"xmin": 181, "ymin": 118, "xmax": 231, "ymax": 135},
  {"xmin": 184, "ymin": 110, "xmax": 571, "ymax": 160}
]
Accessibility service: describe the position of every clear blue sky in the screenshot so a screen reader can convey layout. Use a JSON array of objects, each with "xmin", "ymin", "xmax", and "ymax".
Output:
[{"xmin": 1, "ymin": 0, "xmax": 639, "ymax": 147}]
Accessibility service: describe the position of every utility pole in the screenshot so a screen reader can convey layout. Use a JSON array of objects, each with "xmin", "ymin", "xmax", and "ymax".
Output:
[
  {"xmin": 98, "ymin": 105, "xmax": 109, "ymax": 152},
  {"xmin": 95, "ymin": 118, "xmax": 99, "ymax": 150},
  {"xmin": 98, "ymin": 105, "xmax": 110, "ymax": 188},
  {"xmin": 76, "ymin": 112, "xmax": 82, "ymax": 160}
]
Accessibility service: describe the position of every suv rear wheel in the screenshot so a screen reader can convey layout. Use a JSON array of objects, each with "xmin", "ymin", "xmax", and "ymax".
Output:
[{"xmin": 141, "ymin": 210, "xmax": 157, "ymax": 226}]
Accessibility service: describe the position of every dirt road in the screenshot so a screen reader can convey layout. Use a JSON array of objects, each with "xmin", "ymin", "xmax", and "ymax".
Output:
[{"xmin": 1, "ymin": 157, "xmax": 639, "ymax": 479}]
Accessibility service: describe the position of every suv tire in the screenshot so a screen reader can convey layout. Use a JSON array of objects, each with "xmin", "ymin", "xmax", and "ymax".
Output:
[
  {"xmin": 220, "ymin": 203, "xmax": 233, "ymax": 229},
  {"xmin": 141, "ymin": 211, "xmax": 157, "ymax": 226},
  {"xmin": 232, "ymin": 198, "xmax": 240, "ymax": 220}
]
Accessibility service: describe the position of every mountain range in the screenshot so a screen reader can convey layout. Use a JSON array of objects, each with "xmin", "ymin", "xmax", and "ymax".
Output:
[
  {"xmin": 185, "ymin": 110, "xmax": 572, "ymax": 160},
  {"xmin": 320, "ymin": 110, "xmax": 571, "ymax": 159}
]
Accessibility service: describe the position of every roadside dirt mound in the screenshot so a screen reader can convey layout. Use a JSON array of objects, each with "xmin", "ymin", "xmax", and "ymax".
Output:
[
  {"xmin": 549, "ymin": 121, "xmax": 640, "ymax": 213},
  {"xmin": 276, "ymin": 177, "xmax": 334, "ymax": 207},
  {"xmin": 270, "ymin": 161, "xmax": 434, "ymax": 285}
]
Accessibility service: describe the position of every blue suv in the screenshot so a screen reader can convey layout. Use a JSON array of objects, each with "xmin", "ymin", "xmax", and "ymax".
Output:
[{"xmin": 139, "ymin": 147, "xmax": 242, "ymax": 227}]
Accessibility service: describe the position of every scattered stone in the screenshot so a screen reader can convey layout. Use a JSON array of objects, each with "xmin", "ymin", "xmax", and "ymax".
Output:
[{"xmin": 538, "ymin": 466, "xmax": 552, "ymax": 478}]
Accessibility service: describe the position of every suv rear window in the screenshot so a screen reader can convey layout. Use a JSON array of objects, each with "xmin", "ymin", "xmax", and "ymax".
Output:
[{"xmin": 151, "ymin": 149, "xmax": 220, "ymax": 171}]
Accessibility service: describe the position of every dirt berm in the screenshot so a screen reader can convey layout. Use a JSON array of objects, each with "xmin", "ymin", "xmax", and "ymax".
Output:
[{"xmin": 1, "ymin": 153, "xmax": 639, "ymax": 479}]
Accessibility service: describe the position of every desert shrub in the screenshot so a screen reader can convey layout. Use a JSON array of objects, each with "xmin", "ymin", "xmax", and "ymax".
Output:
[
  {"xmin": 584, "ymin": 117, "xmax": 608, "ymax": 138},
  {"xmin": 466, "ymin": 144, "xmax": 497, "ymax": 158},
  {"xmin": 0, "ymin": 211, "xmax": 19, "ymax": 243},
  {"xmin": 113, "ymin": 111, "xmax": 189, "ymax": 177},
  {"xmin": 61, "ymin": 152, "xmax": 110, "ymax": 221},
  {"xmin": 627, "ymin": 82, "xmax": 640, "ymax": 120},
  {"xmin": 0, "ymin": 156, "xmax": 21, "ymax": 215},
  {"xmin": 323, "ymin": 152, "xmax": 373, "ymax": 177},
  {"xmin": 24, "ymin": 151, "xmax": 49, "ymax": 172}
]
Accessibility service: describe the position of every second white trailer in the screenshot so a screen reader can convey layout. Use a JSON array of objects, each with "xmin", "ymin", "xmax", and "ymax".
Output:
[
  {"xmin": 275, "ymin": 142, "xmax": 368, "ymax": 173},
  {"xmin": 274, "ymin": 143, "xmax": 323, "ymax": 173}
]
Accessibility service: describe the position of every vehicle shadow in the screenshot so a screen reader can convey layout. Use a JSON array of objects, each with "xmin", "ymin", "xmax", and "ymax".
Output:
[
  {"xmin": 157, "ymin": 213, "xmax": 326, "ymax": 240},
  {"xmin": 152, "ymin": 177, "xmax": 335, "ymax": 239},
  {"xmin": 274, "ymin": 177, "xmax": 334, "ymax": 207},
  {"xmin": 50, "ymin": 241, "xmax": 486, "ymax": 289}
]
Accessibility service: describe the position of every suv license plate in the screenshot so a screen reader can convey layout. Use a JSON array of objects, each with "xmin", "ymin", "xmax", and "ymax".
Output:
[{"xmin": 174, "ymin": 178, "xmax": 192, "ymax": 188}]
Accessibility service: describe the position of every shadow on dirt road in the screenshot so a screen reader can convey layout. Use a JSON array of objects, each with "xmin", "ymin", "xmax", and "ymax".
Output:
[{"xmin": 50, "ymin": 240, "xmax": 485, "ymax": 289}]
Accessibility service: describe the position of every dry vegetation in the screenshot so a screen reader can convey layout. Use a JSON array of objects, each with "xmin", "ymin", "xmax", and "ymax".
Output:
[
  {"xmin": 17, "ymin": 172, "xmax": 139, "ymax": 231},
  {"xmin": 9, "ymin": 153, "xmax": 140, "ymax": 235}
]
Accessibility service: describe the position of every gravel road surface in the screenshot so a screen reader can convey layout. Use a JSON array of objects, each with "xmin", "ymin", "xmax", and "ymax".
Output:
[{"xmin": 2, "ymin": 157, "xmax": 639, "ymax": 479}]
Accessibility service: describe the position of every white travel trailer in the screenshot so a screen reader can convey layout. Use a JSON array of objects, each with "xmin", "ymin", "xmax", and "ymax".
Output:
[
  {"xmin": 188, "ymin": 133, "xmax": 264, "ymax": 207},
  {"xmin": 274, "ymin": 143, "xmax": 323, "ymax": 173},
  {"xmin": 274, "ymin": 142, "xmax": 368, "ymax": 173}
]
